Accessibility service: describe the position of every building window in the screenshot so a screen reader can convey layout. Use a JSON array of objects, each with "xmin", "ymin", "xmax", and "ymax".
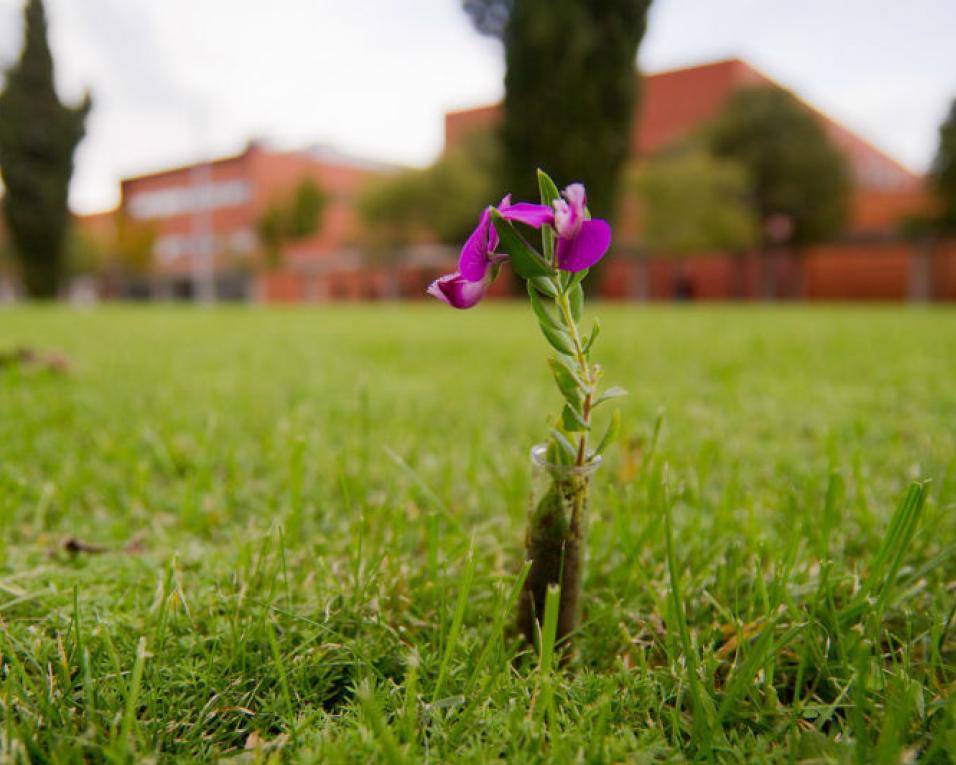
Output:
[{"xmin": 128, "ymin": 179, "xmax": 251, "ymax": 220}]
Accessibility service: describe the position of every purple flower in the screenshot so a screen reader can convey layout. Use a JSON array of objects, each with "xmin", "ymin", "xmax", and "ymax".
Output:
[
  {"xmin": 459, "ymin": 195, "xmax": 554, "ymax": 282},
  {"xmin": 428, "ymin": 182, "xmax": 612, "ymax": 309},
  {"xmin": 552, "ymin": 183, "xmax": 612, "ymax": 272},
  {"xmin": 426, "ymin": 270, "xmax": 492, "ymax": 310}
]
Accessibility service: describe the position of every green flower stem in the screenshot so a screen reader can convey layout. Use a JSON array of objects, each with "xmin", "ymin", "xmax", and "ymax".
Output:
[
  {"xmin": 515, "ymin": 278, "xmax": 598, "ymax": 657},
  {"xmin": 553, "ymin": 283, "xmax": 593, "ymax": 466}
]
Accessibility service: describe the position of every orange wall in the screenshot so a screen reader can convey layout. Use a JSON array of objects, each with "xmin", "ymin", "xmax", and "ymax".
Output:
[
  {"xmin": 601, "ymin": 242, "xmax": 956, "ymax": 302},
  {"xmin": 804, "ymin": 243, "xmax": 910, "ymax": 300}
]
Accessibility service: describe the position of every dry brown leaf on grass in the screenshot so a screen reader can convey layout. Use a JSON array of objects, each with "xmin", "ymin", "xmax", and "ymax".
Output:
[
  {"xmin": 716, "ymin": 618, "xmax": 767, "ymax": 660},
  {"xmin": 0, "ymin": 347, "xmax": 73, "ymax": 374}
]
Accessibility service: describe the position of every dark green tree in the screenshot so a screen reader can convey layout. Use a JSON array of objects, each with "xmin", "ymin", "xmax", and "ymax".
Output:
[
  {"xmin": 0, "ymin": 0, "xmax": 91, "ymax": 297},
  {"xmin": 466, "ymin": 0, "xmax": 652, "ymax": 223},
  {"xmin": 706, "ymin": 86, "xmax": 850, "ymax": 248},
  {"xmin": 930, "ymin": 98, "xmax": 956, "ymax": 234}
]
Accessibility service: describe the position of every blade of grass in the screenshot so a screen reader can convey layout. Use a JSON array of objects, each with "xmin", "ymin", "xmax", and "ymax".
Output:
[
  {"xmin": 663, "ymin": 473, "xmax": 716, "ymax": 748},
  {"xmin": 113, "ymin": 636, "xmax": 148, "ymax": 760},
  {"xmin": 536, "ymin": 584, "xmax": 561, "ymax": 729},
  {"xmin": 432, "ymin": 547, "xmax": 476, "ymax": 701},
  {"xmin": 716, "ymin": 621, "xmax": 802, "ymax": 725},
  {"xmin": 266, "ymin": 618, "xmax": 297, "ymax": 739},
  {"xmin": 357, "ymin": 679, "xmax": 408, "ymax": 765},
  {"xmin": 401, "ymin": 651, "xmax": 419, "ymax": 745}
]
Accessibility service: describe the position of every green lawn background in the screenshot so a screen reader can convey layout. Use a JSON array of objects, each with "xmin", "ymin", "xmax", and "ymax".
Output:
[{"xmin": 1, "ymin": 305, "xmax": 954, "ymax": 762}]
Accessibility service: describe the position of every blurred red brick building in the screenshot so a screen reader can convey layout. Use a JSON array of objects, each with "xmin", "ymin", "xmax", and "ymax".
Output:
[
  {"xmin": 69, "ymin": 58, "xmax": 953, "ymax": 302},
  {"xmin": 100, "ymin": 142, "xmax": 391, "ymax": 300},
  {"xmin": 446, "ymin": 58, "xmax": 954, "ymax": 301}
]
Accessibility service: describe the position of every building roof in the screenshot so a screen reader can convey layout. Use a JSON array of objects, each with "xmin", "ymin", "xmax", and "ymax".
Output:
[
  {"xmin": 635, "ymin": 58, "xmax": 761, "ymax": 156},
  {"xmin": 444, "ymin": 57, "xmax": 921, "ymax": 192},
  {"xmin": 118, "ymin": 140, "xmax": 394, "ymax": 190}
]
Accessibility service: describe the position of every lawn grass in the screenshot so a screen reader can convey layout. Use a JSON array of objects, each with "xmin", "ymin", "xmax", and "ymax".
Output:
[{"xmin": 0, "ymin": 303, "xmax": 954, "ymax": 763}]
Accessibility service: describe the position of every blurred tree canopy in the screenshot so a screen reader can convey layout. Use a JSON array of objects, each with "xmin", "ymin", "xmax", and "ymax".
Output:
[
  {"xmin": 705, "ymin": 86, "xmax": 850, "ymax": 248},
  {"xmin": 464, "ymin": 0, "xmax": 652, "ymax": 223},
  {"xmin": 0, "ymin": 0, "xmax": 90, "ymax": 297},
  {"xmin": 64, "ymin": 227, "xmax": 104, "ymax": 279},
  {"xmin": 62, "ymin": 214, "xmax": 155, "ymax": 284},
  {"xmin": 358, "ymin": 129, "xmax": 499, "ymax": 252},
  {"xmin": 463, "ymin": 0, "xmax": 512, "ymax": 38},
  {"xmin": 631, "ymin": 149, "xmax": 758, "ymax": 254},
  {"xmin": 930, "ymin": 98, "xmax": 956, "ymax": 234},
  {"xmin": 109, "ymin": 214, "xmax": 156, "ymax": 276},
  {"xmin": 256, "ymin": 178, "xmax": 327, "ymax": 268}
]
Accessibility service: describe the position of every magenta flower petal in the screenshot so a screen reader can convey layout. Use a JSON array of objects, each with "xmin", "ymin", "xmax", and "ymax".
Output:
[
  {"xmin": 427, "ymin": 272, "xmax": 490, "ymax": 309},
  {"xmin": 499, "ymin": 202, "xmax": 554, "ymax": 229},
  {"xmin": 555, "ymin": 219, "xmax": 611, "ymax": 272},
  {"xmin": 458, "ymin": 207, "xmax": 495, "ymax": 282}
]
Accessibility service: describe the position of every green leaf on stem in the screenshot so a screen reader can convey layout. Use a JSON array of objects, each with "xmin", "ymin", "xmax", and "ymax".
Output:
[
  {"xmin": 569, "ymin": 283, "xmax": 584, "ymax": 323},
  {"xmin": 561, "ymin": 404, "xmax": 589, "ymax": 432},
  {"xmin": 592, "ymin": 409, "xmax": 621, "ymax": 457},
  {"xmin": 545, "ymin": 439, "xmax": 567, "ymax": 466},
  {"xmin": 548, "ymin": 358, "xmax": 583, "ymax": 407},
  {"xmin": 528, "ymin": 282, "xmax": 563, "ymax": 332},
  {"xmin": 549, "ymin": 428, "xmax": 578, "ymax": 461},
  {"xmin": 537, "ymin": 170, "xmax": 560, "ymax": 265},
  {"xmin": 567, "ymin": 268, "xmax": 589, "ymax": 291},
  {"xmin": 550, "ymin": 352, "xmax": 585, "ymax": 383},
  {"xmin": 539, "ymin": 321, "xmax": 577, "ymax": 357},
  {"xmin": 490, "ymin": 210, "xmax": 555, "ymax": 278},
  {"xmin": 529, "ymin": 276, "xmax": 559, "ymax": 298},
  {"xmin": 593, "ymin": 386, "xmax": 628, "ymax": 407},
  {"xmin": 537, "ymin": 169, "xmax": 561, "ymax": 207},
  {"xmin": 583, "ymin": 318, "xmax": 601, "ymax": 355}
]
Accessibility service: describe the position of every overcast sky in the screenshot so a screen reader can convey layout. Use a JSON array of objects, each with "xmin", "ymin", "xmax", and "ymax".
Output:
[{"xmin": 1, "ymin": 0, "xmax": 954, "ymax": 214}]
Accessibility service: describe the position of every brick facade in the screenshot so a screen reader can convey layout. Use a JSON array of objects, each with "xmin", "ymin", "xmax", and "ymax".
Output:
[{"xmin": 114, "ymin": 142, "xmax": 381, "ymax": 299}]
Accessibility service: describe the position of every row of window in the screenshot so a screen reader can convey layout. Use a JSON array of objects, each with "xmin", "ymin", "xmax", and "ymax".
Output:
[
  {"xmin": 154, "ymin": 229, "xmax": 257, "ymax": 263},
  {"xmin": 128, "ymin": 179, "xmax": 252, "ymax": 220}
]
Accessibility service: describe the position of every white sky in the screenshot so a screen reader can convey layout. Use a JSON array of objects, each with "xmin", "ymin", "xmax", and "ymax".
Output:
[{"xmin": 0, "ymin": 0, "xmax": 954, "ymax": 214}]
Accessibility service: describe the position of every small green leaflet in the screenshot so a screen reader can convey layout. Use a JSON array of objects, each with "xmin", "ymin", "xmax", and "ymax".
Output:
[
  {"xmin": 529, "ymin": 276, "xmax": 559, "ymax": 298},
  {"xmin": 592, "ymin": 410, "xmax": 621, "ymax": 457},
  {"xmin": 561, "ymin": 404, "xmax": 589, "ymax": 432},
  {"xmin": 537, "ymin": 170, "xmax": 560, "ymax": 264},
  {"xmin": 593, "ymin": 386, "xmax": 628, "ymax": 407},
  {"xmin": 536, "ymin": 169, "xmax": 561, "ymax": 207},
  {"xmin": 549, "ymin": 428, "xmax": 579, "ymax": 461},
  {"xmin": 539, "ymin": 322, "xmax": 576, "ymax": 356},
  {"xmin": 567, "ymin": 268, "xmax": 589, "ymax": 291},
  {"xmin": 548, "ymin": 358, "xmax": 583, "ymax": 407},
  {"xmin": 527, "ymin": 282, "xmax": 563, "ymax": 333},
  {"xmin": 490, "ymin": 210, "xmax": 555, "ymax": 278},
  {"xmin": 583, "ymin": 318, "xmax": 601, "ymax": 354},
  {"xmin": 569, "ymin": 283, "xmax": 584, "ymax": 323}
]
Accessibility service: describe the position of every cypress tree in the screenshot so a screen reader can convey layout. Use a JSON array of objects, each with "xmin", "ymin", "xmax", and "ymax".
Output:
[
  {"xmin": 0, "ymin": 0, "xmax": 91, "ymax": 297},
  {"xmin": 466, "ymin": 0, "xmax": 651, "ymax": 223},
  {"xmin": 930, "ymin": 98, "xmax": 956, "ymax": 234}
]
